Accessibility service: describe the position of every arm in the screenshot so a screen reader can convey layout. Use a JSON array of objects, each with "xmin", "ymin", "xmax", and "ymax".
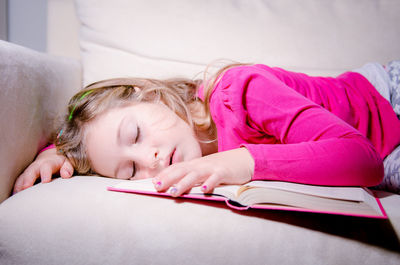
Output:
[
  {"xmin": 13, "ymin": 146, "xmax": 74, "ymax": 193},
  {"xmin": 229, "ymin": 65, "xmax": 383, "ymax": 186},
  {"xmin": 153, "ymin": 65, "xmax": 384, "ymax": 196}
]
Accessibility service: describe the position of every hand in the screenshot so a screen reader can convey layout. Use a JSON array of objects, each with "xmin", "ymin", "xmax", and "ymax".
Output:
[
  {"xmin": 152, "ymin": 147, "xmax": 255, "ymax": 197},
  {"xmin": 13, "ymin": 147, "xmax": 74, "ymax": 193}
]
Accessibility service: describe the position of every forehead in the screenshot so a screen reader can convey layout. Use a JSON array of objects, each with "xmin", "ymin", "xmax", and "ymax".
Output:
[
  {"xmin": 84, "ymin": 101, "xmax": 164, "ymax": 141},
  {"xmin": 84, "ymin": 106, "xmax": 127, "ymax": 176},
  {"xmin": 86, "ymin": 104, "xmax": 131, "ymax": 137}
]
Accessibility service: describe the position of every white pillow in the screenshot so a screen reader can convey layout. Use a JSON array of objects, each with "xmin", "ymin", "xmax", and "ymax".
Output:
[{"xmin": 76, "ymin": 0, "xmax": 400, "ymax": 86}]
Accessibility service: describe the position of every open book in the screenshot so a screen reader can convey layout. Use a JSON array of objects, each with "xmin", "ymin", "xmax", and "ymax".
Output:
[{"xmin": 108, "ymin": 179, "xmax": 387, "ymax": 219}]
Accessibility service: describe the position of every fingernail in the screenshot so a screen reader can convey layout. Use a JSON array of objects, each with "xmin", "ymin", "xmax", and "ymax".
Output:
[
  {"xmin": 155, "ymin": 181, "xmax": 162, "ymax": 189},
  {"xmin": 62, "ymin": 168, "xmax": 71, "ymax": 177},
  {"xmin": 201, "ymin": 185, "xmax": 207, "ymax": 192},
  {"xmin": 170, "ymin": 187, "xmax": 178, "ymax": 196}
]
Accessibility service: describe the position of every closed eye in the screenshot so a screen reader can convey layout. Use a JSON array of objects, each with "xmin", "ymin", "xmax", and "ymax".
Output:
[
  {"xmin": 131, "ymin": 162, "xmax": 136, "ymax": 179},
  {"xmin": 130, "ymin": 126, "xmax": 140, "ymax": 179},
  {"xmin": 135, "ymin": 126, "xmax": 140, "ymax": 143},
  {"xmin": 131, "ymin": 126, "xmax": 140, "ymax": 179}
]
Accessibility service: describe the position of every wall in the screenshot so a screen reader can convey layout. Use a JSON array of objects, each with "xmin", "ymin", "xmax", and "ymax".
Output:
[
  {"xmin": 0, "ymin": 0, "xmax": 6, "ymax": 40},
  {"xmin": 3, "ymin": 0, "xmax": 47, "ymax": 52}
]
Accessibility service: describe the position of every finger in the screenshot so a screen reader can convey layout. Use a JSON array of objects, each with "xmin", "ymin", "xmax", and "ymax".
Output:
[
  {"xmin": 13, "ymin": 171, "xmax": 32, "ymax": 193},
  {"xmin": 39, "ymin": 163, "xmax": 53, "ymax": 183},
  {"xmin": 21, "ymin": 166, "xmax": 41, "ymax": 190},
  {"xmin": 153, "ymin": 166, "xmax": 188, "ymax": 192},
  {"xmin": 201, "ymin": 174, "xmax": 222, "ymax": 193},
  {"xmin": 60, "ymin": 159, "xmax": 74, "ymax": 179},
  {"xmin": 13, "ymin": 174, "xmax": 25, "ymax": 193},
  {"xmin": 172, "ymin": 171, "xmax": 203, "ymax": 197}
]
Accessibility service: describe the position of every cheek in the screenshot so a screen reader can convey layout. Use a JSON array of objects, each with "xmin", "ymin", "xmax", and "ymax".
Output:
[{"xmin": 180, "ymin": 129, "xmax": 202, "ymax": 157}]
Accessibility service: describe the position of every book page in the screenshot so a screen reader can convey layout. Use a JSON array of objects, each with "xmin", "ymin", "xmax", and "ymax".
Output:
[
  {"xmin": 240, "ymin": 188, "xmax": 384, "ymax": 217},
  {"xmin": 244, "ymin": 181, "xmax": 366, "ymax": 202},
  {"xmin": 109, "ymin": 179, "xmax": 385, "ymax": 218},
  {"xmin": 110, "ymin": 179, "xmax": 366, "ymax": 202}
]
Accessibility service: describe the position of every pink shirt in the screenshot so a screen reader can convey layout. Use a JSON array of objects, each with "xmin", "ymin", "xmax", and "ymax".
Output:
[{"xmin": 205, "ymin": 64, "xmax": 400, "ymax": 187}]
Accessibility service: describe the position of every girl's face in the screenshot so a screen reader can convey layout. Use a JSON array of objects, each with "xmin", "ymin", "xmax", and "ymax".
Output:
[{"xmin": 84, "ymin": 102, "xmax": 202, "ymax": 180}]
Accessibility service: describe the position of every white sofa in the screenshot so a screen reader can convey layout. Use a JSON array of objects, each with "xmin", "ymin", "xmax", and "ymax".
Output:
[{"xmin": 1, "ymin": 0, "xmax": 400, "ymax": 264}]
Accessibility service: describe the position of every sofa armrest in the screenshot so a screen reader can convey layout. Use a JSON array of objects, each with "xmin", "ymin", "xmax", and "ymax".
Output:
[{"xmin": 0, "ymin": 40, "xmax": 82, "ymax": 203}]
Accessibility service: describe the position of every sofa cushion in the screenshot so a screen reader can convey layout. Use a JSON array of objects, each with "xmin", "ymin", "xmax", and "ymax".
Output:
[
  {"xmin": 76, "ymin": 0, "xmax": 400, "ymax": 85},
  {"xmin": 0, "ymin": 41, "xmax": 81, "ymax": 203},
  {"xmin": 0, "ymin": 176, "xmax": 399, "ymax": 265}
]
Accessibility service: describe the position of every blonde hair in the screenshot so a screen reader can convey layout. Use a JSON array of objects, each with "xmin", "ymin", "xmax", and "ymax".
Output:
[{"xmin": 55, "ymin": 62, "xmax": 247, "ymax": 175}]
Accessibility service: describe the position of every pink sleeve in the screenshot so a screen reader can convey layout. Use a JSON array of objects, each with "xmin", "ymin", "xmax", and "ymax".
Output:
[
  {"xmin": 38, "ymin": 144, "xmax": 55, "ymax": 154},
  {"xmin": 218, "ymin": 66, "xmax": 384, "ymax": 187}
]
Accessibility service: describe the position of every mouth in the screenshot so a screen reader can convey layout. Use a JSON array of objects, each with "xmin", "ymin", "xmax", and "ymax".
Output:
[{"xmin": 169, "ymin": 148, "xmax": 176, "ymax": 165}]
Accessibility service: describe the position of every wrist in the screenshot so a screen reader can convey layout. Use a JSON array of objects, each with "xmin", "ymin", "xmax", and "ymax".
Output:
[{"xmin": 238, "ymin": 147, "xmax": 255, "ymax": 181}]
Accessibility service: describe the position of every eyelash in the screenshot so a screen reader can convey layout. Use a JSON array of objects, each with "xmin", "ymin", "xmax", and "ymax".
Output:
[
  {"xmin": 131, "ymin": 126, "xmax": 140, "ymax": 178},
  {"xmin": 131, "ymin": 162, "xmax": 136, "ymax": 178},
  {"xmin": 135, "ymin": 127, "xmax": 140, "ymax": 143}
]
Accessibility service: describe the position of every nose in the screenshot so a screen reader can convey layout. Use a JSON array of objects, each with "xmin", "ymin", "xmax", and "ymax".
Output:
[
  {"xmin": 146, "ymin": 148, "xmax": 160, "ymax": 169},
  {"xmin": 132, "ymin": 145, "xmax": 161, "ymax": 179}
]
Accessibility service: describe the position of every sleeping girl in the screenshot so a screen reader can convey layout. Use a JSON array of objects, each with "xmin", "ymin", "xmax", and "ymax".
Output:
[{"xmin": 13, "ymin": 61, "xmax": 400, "ymax": 195}]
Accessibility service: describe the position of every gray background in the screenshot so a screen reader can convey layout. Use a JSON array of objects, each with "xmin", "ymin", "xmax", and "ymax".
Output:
[{"xmin": 0, "ymin": 0, "xmax": 47, "ymax": 52}]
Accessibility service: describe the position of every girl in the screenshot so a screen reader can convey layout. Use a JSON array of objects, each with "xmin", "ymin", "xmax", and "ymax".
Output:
[{"xmin": 13, "ymin": 61, "xmax": 400, "ymax": 196}]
